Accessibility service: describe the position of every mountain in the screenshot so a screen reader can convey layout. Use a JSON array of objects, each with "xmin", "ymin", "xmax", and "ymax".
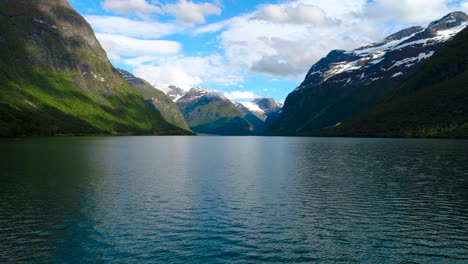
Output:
[
  {"xmin": 267, "ymin": 12, "xmax": 468, "ymax": 137},
  {"xmin": 118, "ymin": 69, "xmax": 191, "ymax": 131},
  {"xmin": 176, "ymin": 88, "xmax": 253, "ymax": 135},
  {"xmin": 235, "ymin": 98, "xmax": 283, "ymax": 133},
  {"xmin": 158, "ymin": 85, "xmax": 186, "ymax": 102},
  {"xmin": 0, "ymin": 0, "xmax": 189, "ymax": 136},
  {"xmin": 326, "ymin": 26, "xmax": 468, "ymax": 138}
]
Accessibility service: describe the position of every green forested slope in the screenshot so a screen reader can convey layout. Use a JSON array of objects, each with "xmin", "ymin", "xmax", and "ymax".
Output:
[{"xmin": 0, "ymin": 0, "xmax": 190, "ymax": 136}]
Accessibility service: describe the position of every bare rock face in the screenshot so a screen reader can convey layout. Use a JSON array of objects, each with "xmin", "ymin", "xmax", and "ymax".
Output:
[{"xmin": 3, "ymin": 0, "xmax": 117, "ymax": 95}]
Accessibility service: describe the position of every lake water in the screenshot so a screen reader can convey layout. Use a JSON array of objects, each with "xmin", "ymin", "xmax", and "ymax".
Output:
[{"xmin": 0, "ymin": 137, "xmax": 467, "ymax": 263}]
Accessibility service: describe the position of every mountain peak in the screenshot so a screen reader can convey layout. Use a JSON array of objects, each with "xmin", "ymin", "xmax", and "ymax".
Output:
[
  {"xmin": 427, "ymin": 11, "xmax": 468, "ymax": 32},
  {"xmin": 384, "ymin": 26, "xmax": 424, "ymax": 42},
  {"xmin": 298, "ymin": 11, "xmax": 467, "ymax": 90}
]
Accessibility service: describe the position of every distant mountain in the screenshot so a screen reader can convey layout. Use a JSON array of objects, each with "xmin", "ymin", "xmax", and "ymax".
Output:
[
  {"xmin": 326, "ymin": 26, "xmax": 468, "ymax": 138},
  {"xmin": 157, "ymin": 85, "xmax": 186, "ymax": 102},
  {"xmin": 267, "ymin": 12, "xmax": 468, "ymax": 137},
  {"xmin": 176, "ymin": 88, "xmax": 253, "ymax": 135},
  {"xmin": 0, "ymin": 0, "xmax": 189, "ymax": 136},
  {"xmin": 118, "ymin": 70, "xmax": 191, "ymax": 131},
  {"xmin": 235, "ymin": 98, "xmax": 282, "ymax": 133}
]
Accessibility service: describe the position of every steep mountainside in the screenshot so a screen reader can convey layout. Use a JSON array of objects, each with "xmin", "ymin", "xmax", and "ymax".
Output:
[
  {"xmin": 177, "ymin": 88, "xmax": 253, "ymax": 135},
  {"xmin": 235, "ymin": 98, "xmax": 282, "ymax": 133},
  {"xmin": 118, "ymin": 70, "xmax": 191, "ymax": 131},
  {"xmin": 326, "ymin": 26, "xmax": 468, "ymax": 138},
  {"xmin": 0, "ymin": 0, "xmax": 188, "ymax": 136},
  {"xmin": 267, "ymin": 12, "xmax": 467, "ymax": 136}
]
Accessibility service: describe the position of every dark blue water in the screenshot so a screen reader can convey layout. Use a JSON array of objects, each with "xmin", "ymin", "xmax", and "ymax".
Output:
[{"xmin": 1, "ymin": 137, "xmax": 467, "ymax": 263}]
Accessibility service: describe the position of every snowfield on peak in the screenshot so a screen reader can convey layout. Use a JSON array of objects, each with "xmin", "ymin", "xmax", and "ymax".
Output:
[
  {"xmin": 240, "ymin": 102, "xmax": 265, "ymax": 114},
  {"xmin": 298, "ymin": 12, "xmax": 468, "ymax": 90}
]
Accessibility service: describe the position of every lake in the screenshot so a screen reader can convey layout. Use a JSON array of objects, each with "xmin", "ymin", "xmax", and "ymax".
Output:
[{"xmin": 0, "ymin": 136, "xmax": 467, "ymax": 263}]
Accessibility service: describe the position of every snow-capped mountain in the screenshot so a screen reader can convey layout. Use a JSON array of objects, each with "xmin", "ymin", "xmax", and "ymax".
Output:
[
  {"xmin": 237, "ymin": 98, "xmax": 282, "ymax": 121},
  {"xmin": 235, "ymin": 98, "xmax": 283, "ymax": 133},
  {"xmin": 157, "ymin": 85, "xmax": 186, "ymax": 102},
  {"xmin": 176, "ymin": 88, "xmax": 253, "ymax": 135},
  {"xmin": 176, "ymin": 87, "xmax": 224, "ymax": 109},
  {"xmin": 298, "ymin": 11, "xmax": 468, "ymax": 90},
  {"xmin": 268, "ymin": 12, "xmax": 468, "ymax": 136}
]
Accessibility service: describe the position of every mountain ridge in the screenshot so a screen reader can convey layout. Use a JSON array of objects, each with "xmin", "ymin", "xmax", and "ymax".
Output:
[
  {"xmin": 176, "ymin": 88, "xmax": 254, "ymax": 135},
  {"xmin": 267, "ymin": 11, "xmax": 468, "ymax": 137},
  {"xmin": 117, "ymin": 69, "xmax": 191, "ymax": 131}
]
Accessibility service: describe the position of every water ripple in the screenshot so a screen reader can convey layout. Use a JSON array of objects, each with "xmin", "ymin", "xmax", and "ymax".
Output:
[{"xmin": 1, "ymin": 137, "xmax": 467, "ymax": 263}]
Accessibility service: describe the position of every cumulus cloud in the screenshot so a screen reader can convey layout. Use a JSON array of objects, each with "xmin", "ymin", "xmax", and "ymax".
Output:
[
  {"xmin": 163, "ymin": 0, "xmax": 222, "ymax": 26},
  {"xmin": 224, "ymin": 91, "xmax": 260, "ymax": 100},
  {"xmin": 365, "ymin": 0, "xmax": 453, "ymax": 24},
  {"xmin": 93, "ymin": 0, "xmax": 467, "ymax": 95},
  {"xmin": 85, "ymin": 16, "xmax": 180, "ymax": 38},
  {"xmin": 134, "ymin": 65, "xmax": 203, "ymax": 89},
  {"xmin": 217, "ymin": 0, "xmax": 369, "ymax": 78},
  {"xmin": 101, "ymin": 0, "xmax": 221, "ymax": 25},
  {"xmin": 252, "ymin": 3, "xmax": 331, "ymax": 25},
  {"xmin": 95, "ymin": 33, "xmax": 181, "ymax": 58},
  {"xmin": 101, "ymin": 0, "xmax": 161, "ymax": 18},
  {"xmin": 208, "ymin": 0, "xmax": 467, "ymax": 78},
  {"xmin": 129, "ymin": 55, "xmax": 243, "ymax": 90}
]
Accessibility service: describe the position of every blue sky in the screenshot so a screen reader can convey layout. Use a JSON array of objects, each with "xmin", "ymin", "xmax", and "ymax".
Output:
[{"xmin": 69, "ymin": 0, "xmax": 468, "ymax": 102}]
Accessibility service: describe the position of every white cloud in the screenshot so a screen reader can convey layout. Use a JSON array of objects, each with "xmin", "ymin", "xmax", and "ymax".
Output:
[
  {"xmin": 129, "ymin": 55, "xmax": 243, "ymax": 90},
  {"xmin": 101, "ymin": 0, "xmax": 221, "ymax": 26},
  {"xmin": 252, "ymin": 3, "xmax": 331, "ymax": 25},
  {"xmin": 463, "ymin": 1, "xmax": 468, "ymax": 13},
  {"xmin": 192, "ymin": 19, "xmax": 231, "ymax": 35},
  {"xmin": 207, "ymin": 0, "xmax": 467, "ymax": 78},
  {"xmin": 93, "ymin": 0, "xmax": 467, "ymax": 96},
  {"xmin": 365, "ymin": 0, "xmax": 453, "ymax": 23},
  {"xmin": 224, "ymin": 91, "xmax": 260, "ymax": 100},
  {"xmin": 85, "ymin": 16, "xmax": 180, "ymax": 38},
  {"xmin": 134, "ymin": 65, "xmax": 203, "ymax": 89},
  {"xmin": 95, "ymin": 33, "xmax": 181, "ymax": 58},
  {"xmin": 163, "ymin": 0, "xmax": 222, "ymax": 26},
  {"xmin": 217, "ymin": 0, "xmax": 370, "ymax": 78},
  {"xmin": 101, "ymin": 0, "xmax": 161, "ymax": 18}
]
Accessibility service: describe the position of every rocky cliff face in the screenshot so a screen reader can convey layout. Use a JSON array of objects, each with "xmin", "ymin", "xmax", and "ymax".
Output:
[
  {"xmin": 267, "ymin": 12, "xmax": 468, "ymax": 136},
  {"xmin": 0, "ymin": 0, "xmax": 189, "ymax": 136}
]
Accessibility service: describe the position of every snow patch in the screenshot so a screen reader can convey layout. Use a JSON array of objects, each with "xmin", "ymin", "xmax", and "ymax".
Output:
[
  {"xmin": 389, "ymin": 51, "xmax": 435, "ymax": 70},
  {"xmin": 91, "ymin": 71, "xmax": 105, "ymax": 82},
  {"xmin": 34, "ymin": 19, "xmax": 45, "ymax": 24},
  {"xmin": 308, "ymin": 70, "xmax": 323, "ymax": 77},
  {"xmin": 436, "ymin": 21, "xmax": 468, "ymax": 40},
  {"xmin": 240, "ymin": 102, "xmax": 264, "ymax": 113},
  {"xmin": 323, "ymin": 60, "xmax": 361, "ymax": 81},
  {"xmin": 392, "ymin": 72, "xmax": 403, "ymax": 78}
]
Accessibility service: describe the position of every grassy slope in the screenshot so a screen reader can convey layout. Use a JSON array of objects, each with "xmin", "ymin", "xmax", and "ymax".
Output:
[
  {"xmin": 0, "ymin": 0, "xmax": 189, "ymax": 136},
  {"xmin": 326, "ymin": 27, "xmax": 468, "ymax": 138}
]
